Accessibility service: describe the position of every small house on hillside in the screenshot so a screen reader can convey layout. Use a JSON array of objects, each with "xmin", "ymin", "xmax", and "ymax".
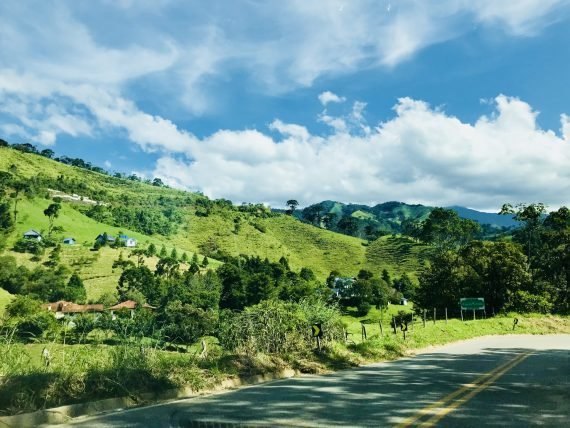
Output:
[
  {"xmin": 118, "ymin": 234, "xmax": 137, "ymax": 247},
  {"xmin": 95, "ymin": 233, "xmax": 115, "ymax": 244},
  {"xmin": 63, "ymin": 237, "xmax": 76, "ymax": 245},
  {"xmin": 400, "ymin": 297, "xmax": 408, "ymax": 306},
  {"xmin": 108, "ymin": 300, "xmax": 156, "ymax": 319},
  {"xmin": 23, "ymin": 229, "xmax": 42, "ymax": 241}
]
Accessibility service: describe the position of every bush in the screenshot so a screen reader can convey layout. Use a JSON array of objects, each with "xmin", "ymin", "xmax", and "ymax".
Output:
[
  {"xmin": 217, "ymin": 300, "xmax": 344, "ymax": 355},
  {"xmin": 13, "ymin": 238, "xmax": 44, "ymax": 255},
  {"xmin": 507, "ymin": 290, "xmax": 553, "ymax": 314}
]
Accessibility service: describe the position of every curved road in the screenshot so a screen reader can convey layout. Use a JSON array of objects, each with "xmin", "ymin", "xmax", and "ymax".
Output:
[{"xmin": 59, "ymin": 334, "xmax": 570, "ymax": 427}]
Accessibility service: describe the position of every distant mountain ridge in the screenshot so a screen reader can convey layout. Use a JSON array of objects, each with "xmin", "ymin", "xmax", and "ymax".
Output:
[{"xmin": 293, "ymin": 200, "xmax": 518, "ymax": 239}]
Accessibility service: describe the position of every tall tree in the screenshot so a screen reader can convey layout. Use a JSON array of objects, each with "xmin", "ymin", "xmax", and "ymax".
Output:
[
  {"xmin": 286, "ymin": 199, "xmax": 299, "ymax": 215},
  {"xmin": 420, "ymin": 208, "xmax": 481, "ymax": 250},
  {"xmin": 43, "ymin": 202, "xmax": 61, "ymax": 236}
]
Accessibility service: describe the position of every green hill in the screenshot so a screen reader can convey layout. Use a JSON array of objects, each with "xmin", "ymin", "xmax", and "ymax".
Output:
[
  {"xmin": 296, "ymin": 200, "xmax": 517, "ymax": 240},
  {"xmin": 0, "ymin": 146, "xmax": 430, "ymax": 312}
]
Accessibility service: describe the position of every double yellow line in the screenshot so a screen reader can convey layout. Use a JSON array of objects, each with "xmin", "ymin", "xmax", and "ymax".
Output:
[{"xmin": 396, "ymin": 351, "xmax": 532, "ymax": 427}]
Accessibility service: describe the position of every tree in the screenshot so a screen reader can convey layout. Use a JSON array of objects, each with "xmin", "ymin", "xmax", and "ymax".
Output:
[
  {"xmin": 201, "ymin": 256, "xmax": 209, "ymax": 268},
  {"xmin": 420, "ymin": 208, "xmax": 481, "ymax": 250},
  {"xmin": 43, "ymin": 202, "xmax": 61, "ymax": 236},
  {"xmin": 337, "ymin": 216, "xmax": 359, "ymax": 236},
  {"xmin": 44, "ymin": 244, "xmax": 61, "ymax": 268},
  {"xmin": 155, "ymin": 257, "xmax": 180, "ymax": 280},
  {"xmin": 65, "ymin": 273, "xmax": 87, "ymax": 303},
  {"xmin": 500, "ymin": 203, "xmax": 547, "ymax": 268},
  {"xmin": 218, "ymin": 263, "xmax": 247, "ymax": 310},
  {"xmin": 152, "ymin": 177, "xmax": 165, "ymax": 187},
  {"xmin": 117, "ymin": 266, "xmax": 158, "ymax": 303},
  {"xmin": 416, "ymin": 241, "xmax": 531, "ymax": 312},
  {"xmin": 381, "ymin": 269, "xmax": 392, "ymax": 286},
  {"xmin": 322, "ymin": 213, "xmax": 337, "ymax": 229},
  {"xmin": 160, "ymin": 301, "xmax": 216, "ymax": 345},
  {"xmin": 393, "ymin": 273, "xmax": 416, "ymax": 300},
  {"xmin": 0, "ymin": 201, "xmax": 14, "ymax": 232},
  {"xmin": 40, "ymin": 149, "xmax": 55, "ymax": 159},
  {"xmin": 146, "ymin": 243, "xmax": 157, "ymax": 257},
  {"xmin": 10, "ymin": 181, "xmax": 31, "ymax": 223},
  {"xmin": 357, "ymin": 269, "xmax": 374, "ymax": 280},
  {"xmin": 159, "ymin": 245, "xmax": 167, "ymax": 258},
  {"xmin": 191, "ymin": 253, "xmax": 199, "ymax": 265},
  {"xmin": 286, "ymin": 199, "xmax": 299, "ymax": 215},
  {"xmin": 170, "ymin": 247, "xmax": 178, "ymax": 260},
  {"xmin": 181, "ymin": 252, "xmax": 189, "ymax": 263}
]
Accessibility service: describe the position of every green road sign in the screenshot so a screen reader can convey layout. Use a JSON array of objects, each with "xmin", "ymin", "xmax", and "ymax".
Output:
[
  {"xmin": 311, "ymin": 323, "xmax": 323, "ymax": 338},
  {"xmin": 460, "ymin": 298, "xmax": 485, "ymax": 310}
]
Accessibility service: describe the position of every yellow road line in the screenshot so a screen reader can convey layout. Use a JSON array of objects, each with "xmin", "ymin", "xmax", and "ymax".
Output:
[
  {"xmin": 419, "ymin": 351, "xmax": 531, "ymax": 427},
  {"xmin": 395, "ymin": 352, "xmax": 531, "ymax": 428}
]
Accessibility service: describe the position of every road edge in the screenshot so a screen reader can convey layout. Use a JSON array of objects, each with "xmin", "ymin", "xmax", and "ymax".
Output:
[{"xmin": 0, "ymin": 368, "xmax": 300, "ymax": 427}]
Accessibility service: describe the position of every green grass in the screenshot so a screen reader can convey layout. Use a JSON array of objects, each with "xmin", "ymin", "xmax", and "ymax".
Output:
[{"xmin": 364, "ymin": 235, "xmax": 431, "ymax": 281}]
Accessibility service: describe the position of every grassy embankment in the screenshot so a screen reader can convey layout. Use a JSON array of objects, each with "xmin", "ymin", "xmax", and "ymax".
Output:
[{"xmin": 1, "ymin": 312, "xmax": 568, "ymax": 416}]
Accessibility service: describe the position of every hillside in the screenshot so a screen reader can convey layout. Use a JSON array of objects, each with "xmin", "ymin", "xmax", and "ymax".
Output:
[
  {"xmin": 446, "ymin": 205, "xmax": 519, "ymax": 228},
  {"xmin": 0, "ymin": 146, "xmax": 429, "ymax": 312},
  {"xmin": 295, "ymin": 200, "xmax": 517, "ymax": 239}
]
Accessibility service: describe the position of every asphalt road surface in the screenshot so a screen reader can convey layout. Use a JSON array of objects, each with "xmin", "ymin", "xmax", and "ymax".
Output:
[{"xmin": 59, "ymin": 334, "xmax": 570, "ymax": 427}]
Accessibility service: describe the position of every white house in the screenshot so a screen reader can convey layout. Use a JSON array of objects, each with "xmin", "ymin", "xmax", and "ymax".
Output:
[
  {"xmin": 23, "ymin": 229, "xmax": 42, "ymax": 241},
  {"xmin": 63, "ymin": 237, "xmax": 76, "ymax": 245},
  {"xmin": 118, "ymin": 234, "xmax": 137, "ymax": 247}
]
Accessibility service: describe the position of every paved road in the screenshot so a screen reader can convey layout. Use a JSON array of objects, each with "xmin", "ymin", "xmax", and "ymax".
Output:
[{"xmin": 60, "ymin": 334, "xmax": 570, "ymax": 427}]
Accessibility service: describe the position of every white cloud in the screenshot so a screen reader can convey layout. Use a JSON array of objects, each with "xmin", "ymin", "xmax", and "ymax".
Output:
[
  {"xmin": 154, "ymin": 95, "xmax": 570, "ymax": 210},
  {"xmin": 318, "ymin": 91, "xmax": 346, "ymax": 106}
]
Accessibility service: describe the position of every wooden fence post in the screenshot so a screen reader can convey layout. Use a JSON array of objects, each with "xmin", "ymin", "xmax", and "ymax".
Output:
[
  {"xmin": 433, "ymin": 308, "xmax": 436, "ymax": 325},
  {"xmin": 445, "ymin": 307, "xmax": 448, "ymax": 324},
  {"xmin": 423, "ymin": 309, "xmax": 426, "ymax": 328}
]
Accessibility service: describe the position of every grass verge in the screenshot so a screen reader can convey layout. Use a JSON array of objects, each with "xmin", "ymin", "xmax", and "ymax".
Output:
[{"xmin": 0, "ymin": 314, "xmax": 568, "ymax": 416}]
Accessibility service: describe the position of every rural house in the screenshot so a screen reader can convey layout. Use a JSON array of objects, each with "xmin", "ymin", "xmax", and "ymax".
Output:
[
  {"xmin": 43, "ymin": 301, "xmax": 104, "ymax": 319},
  {"xmin": 63, "ymin": 237, "xmax": 76, "ymax": 245},
  {"xmin": 95, "ymin": 233, "xmax": 115, "ymax": 245},
  {"xmin": 118, "ymin": 234, "xmax": 137, "ymax": 247},
  {"xmin": 108, "ymin": 300, "xmax": 156, "ymax": 319},
  {"xmin": 23, "ymin": 229, "xmax": 42, "ymax": 241}
]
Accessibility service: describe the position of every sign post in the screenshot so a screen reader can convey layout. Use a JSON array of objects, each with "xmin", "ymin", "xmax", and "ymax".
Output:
[{"xmin": 460, "ymin": 298, "xmax": 485, "ymax": 321}]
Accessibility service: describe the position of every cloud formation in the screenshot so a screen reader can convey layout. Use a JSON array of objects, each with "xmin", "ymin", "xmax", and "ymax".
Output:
[
  {"xmin": 318, "ymin": 91, "xmax": 346, "ymax": 106},
  {"xmin": 0, "ymin": 1, "xmax": 569, "ymax": 210},
  {"xmin": 153, "ymin": 95, "xmax": 570, "ymax": 210},
  {"xmin": 1, "ymin": 0, "xmax": 568, "ymax": 140}
]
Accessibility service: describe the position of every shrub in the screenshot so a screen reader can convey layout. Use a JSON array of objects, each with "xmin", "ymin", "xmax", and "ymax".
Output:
[
  {"xmin": 217, "ymin": 300, "xmax": 344, "ymax": 355},
  {"xmin": 507, "ymin": 290, "xmax": 553, "ymax": 314},
  {"xmin": 13, "ymin": 238, "xmax": 44, "ymax": 255}
]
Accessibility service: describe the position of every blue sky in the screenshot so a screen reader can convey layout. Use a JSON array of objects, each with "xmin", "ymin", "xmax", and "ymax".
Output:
[{"xmin": 1, "ymin": 1, "xmax": 570, "ymax": 210}]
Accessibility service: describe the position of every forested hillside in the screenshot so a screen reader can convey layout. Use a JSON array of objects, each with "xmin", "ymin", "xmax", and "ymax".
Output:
[
  {"xmin": 293, "ymin": 199, "xmax": 517, "ymax": 240},
  {"xmin": 0, "ymin": 145, "xmax": 427, "ymax": 312}
]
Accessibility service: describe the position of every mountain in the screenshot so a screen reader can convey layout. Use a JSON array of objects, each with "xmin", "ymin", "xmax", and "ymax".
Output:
[
  {"xmin": 295, "ymin": 200, "xmax": 517, "ymax": 240},
  {"xmin": 445, "ymin": 205, "xmax": 518, "ymax": 228}
]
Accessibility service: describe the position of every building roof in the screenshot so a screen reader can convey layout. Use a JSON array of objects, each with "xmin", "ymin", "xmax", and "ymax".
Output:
[
  {"xmin": 95, "ymin": 233, "xmax": 115, "ymax": 241},
  {"xmin": 108, "ymin": 300, "xmax": 156, "ymax": 310},
  {"xmin": 23, "ymin": 229, "xmax": 42, "ymax": 237},
  {"xmin": 63, "ymin": 237, "xmax": 75, "ymax": 241},
  {"xmin": 43, "ymin": 301, "xmax": 104, "ymax": 313}
]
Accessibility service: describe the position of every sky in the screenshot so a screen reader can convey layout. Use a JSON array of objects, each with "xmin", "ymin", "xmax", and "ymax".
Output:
[{"xmin": 1, "ymin": 1, "xmax": 570, "ymax": 211}]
